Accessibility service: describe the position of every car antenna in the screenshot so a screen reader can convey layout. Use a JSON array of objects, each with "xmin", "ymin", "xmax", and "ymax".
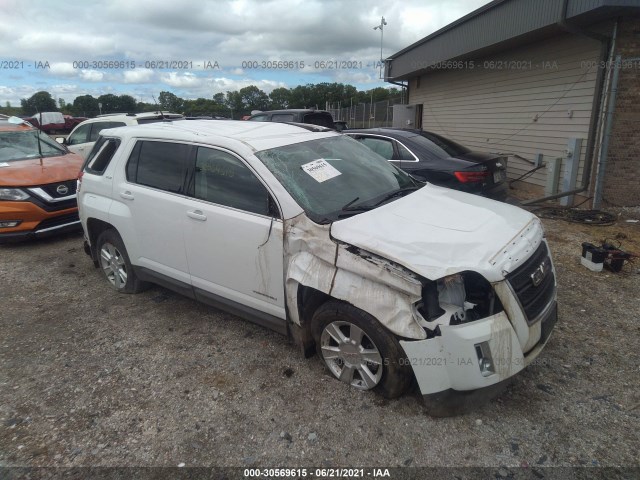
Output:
[
  {"xmin": 151, "ymin": 95, "xmax": 166, "ymax": 120},
  {"xmin": 33, "ymin": 106, "xmax": 44, "ymax": 165}
]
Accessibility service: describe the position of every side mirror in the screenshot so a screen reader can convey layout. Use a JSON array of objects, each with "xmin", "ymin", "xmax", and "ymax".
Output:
[{"xmin": 55, "ymin": 137, "xmax": 66, "ymax": 144}]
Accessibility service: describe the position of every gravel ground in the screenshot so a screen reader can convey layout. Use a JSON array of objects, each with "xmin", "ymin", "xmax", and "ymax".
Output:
[{"xmin": 1, "ymin": 213, "xmax": 639, "ymax": 474}]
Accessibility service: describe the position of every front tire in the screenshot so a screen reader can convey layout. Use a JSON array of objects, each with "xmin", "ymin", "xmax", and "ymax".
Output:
[
  {"xmin": 312, "ymin": 301, "xmax": 413, "ymax": 399},
  {"xmin": 96, "ymin": 229, "xmax": 146, "ymax": 293}
]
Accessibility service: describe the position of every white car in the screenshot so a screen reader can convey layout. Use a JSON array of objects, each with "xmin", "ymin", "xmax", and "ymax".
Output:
[
  {"xmin": 77, "ymin": 120, "xmax": 557, "ymax": 415},
  {"xmin": 59, "ymin": 112, "xmax": 183, "ymax": 159}
]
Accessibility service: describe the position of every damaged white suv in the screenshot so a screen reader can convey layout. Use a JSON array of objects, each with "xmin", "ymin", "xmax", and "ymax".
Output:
[{"xmin": 78, "ymin": 120, "xmax": 557, "ymax": 415}]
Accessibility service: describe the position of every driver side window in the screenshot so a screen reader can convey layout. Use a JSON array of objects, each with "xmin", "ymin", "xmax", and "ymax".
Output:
[{"xmin": 193, "ymin": 147, "xmax": 275, "ymax": 217}]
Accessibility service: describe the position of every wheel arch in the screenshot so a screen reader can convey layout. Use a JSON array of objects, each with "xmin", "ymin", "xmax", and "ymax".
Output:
[{"xmin": 86, "ymin": 217, "xmax": 115, "ymax": 266}]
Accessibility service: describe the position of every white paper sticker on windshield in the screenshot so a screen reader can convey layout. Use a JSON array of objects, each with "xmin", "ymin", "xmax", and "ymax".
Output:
[
  {"xmin": 0, "ymin": 163, "xmax": 9, "ymax": 167},
  {"xmin": 301, "ymin": 159, "xmax": 341, "ymax": 183}
]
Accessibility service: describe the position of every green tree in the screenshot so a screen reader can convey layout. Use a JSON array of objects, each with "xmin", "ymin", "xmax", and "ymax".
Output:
[
  {"xmin": 158, "ymin": 91, "xmax": 184, "ymax": 112},
  {"xmin": 212, "ymin": 93, "xmax": 226, "ymax": 105},
  {"xmin": 268, "ymin": 87, "xmax": 291, "ymax": 109},
  {"xmin": 225, "ymin": 91, "xmax": 243, "ymax": 119},
  {"xmin": 20, "ymin": 91, "xmax": 57, "ymax": 115},
  {"xmin": 118, "ymin": 95, "xmax": 138, "ymax": 113},
  {"xmin": 72, "ymin": 95, "xmax": 99, "ymax": 117},
  {"xmin": 97, "ymin": 94, "xmax": 120, "ymax": 114},
  {"xmin": 239, "ymin": 85, "xmax": 269, "ymax": 113}
]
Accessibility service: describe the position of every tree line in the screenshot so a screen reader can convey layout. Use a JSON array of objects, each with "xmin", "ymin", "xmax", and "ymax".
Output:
[{"xmin": 1, "ymin": 83, "xmax": 401, "ymax": 119}]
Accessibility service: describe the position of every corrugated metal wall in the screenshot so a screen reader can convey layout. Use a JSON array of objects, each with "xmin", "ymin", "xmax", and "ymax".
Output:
[{"xmin": 409, "ymin": 33, "xmax": 601, "ymax": 189}]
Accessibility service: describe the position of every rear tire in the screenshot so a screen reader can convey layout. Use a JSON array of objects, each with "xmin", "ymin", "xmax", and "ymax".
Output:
[
  {"xmin": 96, "ymin": 229, "xmax": 146, "ymax": 294},
  {"xmin": 311, "ymin": 301, "xmax": 413, "ymax": 399}
]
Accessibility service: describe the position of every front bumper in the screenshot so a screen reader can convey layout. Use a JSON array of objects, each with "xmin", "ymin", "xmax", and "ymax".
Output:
[
  {"xmin": 400, "ymin": 301, "xmax": 557, "ymax": 398},
  {"xmin": 0, "ymin": 200, "xmax": 81, "ymax": 243}
]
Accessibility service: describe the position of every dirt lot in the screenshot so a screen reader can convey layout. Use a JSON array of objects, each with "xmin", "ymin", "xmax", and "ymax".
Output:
[{"xmin": 1, "ymin": 210, "xmax": 639, "ymax": 475}]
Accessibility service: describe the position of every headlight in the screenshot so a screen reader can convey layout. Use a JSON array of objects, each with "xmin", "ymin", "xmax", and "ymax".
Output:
[{"xmin": 0, "ymin": 188, "xmax": 30, "ymax": 201}]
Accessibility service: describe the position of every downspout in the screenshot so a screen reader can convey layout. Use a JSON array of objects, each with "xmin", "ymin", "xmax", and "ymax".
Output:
[
  {"xmin": 387, "ymin": 80, "xmax": 408, "ymax": 104},
  {"xmin": 592, "ymin": 55, "xmax": 621, "ymax": 209},
  {"xmin": 522, "ymin": 9, "xmax": 616, "ymax": 205}
]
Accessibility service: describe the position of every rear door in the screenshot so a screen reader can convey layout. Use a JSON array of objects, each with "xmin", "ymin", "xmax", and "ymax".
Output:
[{"xmin": 112, "ymin": 139, "xmax": 194, "ymax": 284}]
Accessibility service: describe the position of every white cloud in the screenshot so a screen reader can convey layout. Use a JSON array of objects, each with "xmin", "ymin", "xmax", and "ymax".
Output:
[
  {"xmin": 79, "ymin": 70, "xmax": 104, "ymax": 82},
  {"xmin": 48, "ymin": 63, "xmax": 76, "ymax": 76},
  {"xmin": 160, "ymin": 72, "xmax": 202, "ymax": 88},
  {"xmin": 123, "ymin": 68, "xmax": 155, "ymax": 84},
  {"xmin": 0, "ymin": 0, "xmax": 492, "ymax": 104}
]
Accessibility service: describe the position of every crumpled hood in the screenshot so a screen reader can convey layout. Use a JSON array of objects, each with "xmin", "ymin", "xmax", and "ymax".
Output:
[
  {"xmin": 0, "ymin": 154, "xmax": 83, "ymax": 187},
  {"xmin": 330, "ymin": 184, "xmax": 542, "ymax": 282}
]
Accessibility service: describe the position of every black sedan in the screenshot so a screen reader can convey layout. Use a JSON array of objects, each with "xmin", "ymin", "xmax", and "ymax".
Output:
[{"xmin": 345, "ymin": 128, "xmax": 508, "ymax": 201}]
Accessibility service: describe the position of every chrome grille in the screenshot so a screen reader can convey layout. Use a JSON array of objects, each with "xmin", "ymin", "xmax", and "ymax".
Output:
[{"xmin": 506, "ymin": 242, "xmax": 556, "ymax": 324}]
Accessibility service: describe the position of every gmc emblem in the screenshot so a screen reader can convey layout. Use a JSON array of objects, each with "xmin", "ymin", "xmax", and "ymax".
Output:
[{"xmin": 530, "ymin": 259, "xmax": 548, "ymax": 287}]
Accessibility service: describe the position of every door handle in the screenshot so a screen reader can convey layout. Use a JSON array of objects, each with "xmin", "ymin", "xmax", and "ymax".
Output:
[
  {"xmin": 119, "ymin": 191, "xmax": 134, "ymax": 200},
  {"xmin": 187, "ymin": 210, "xmax": 207, "ymax": 221}
]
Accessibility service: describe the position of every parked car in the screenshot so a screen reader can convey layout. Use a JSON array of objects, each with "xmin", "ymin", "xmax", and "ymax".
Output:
[
  {"xmin": 247, "ymin": 109, "xmax": 336, "ymax": 129},
  {"xmin": 333, "ymin": 120, "xmax": 348, "ymax": 132},
  {"xmin": 64, "ymin": 115, "xmax": 88, "ymax": 132},
  {"xmin": 28, "ymin": 112, "xmax": 65, "ymax": 134},
  {"xmin": 0, "ymin": 117, "xmax": 84, "ymax": 242},
  {"xmin": 345, "ymin": 128, "xmax": 508, "ymax": 201},
  {"xmin": 59, "ymin": 112, "xmax": 184, "ymax": 159},
  {"xmin": 28, "ymin": 112, "xmax": 87, "ymax": 134},
  {"xmin": 78, "ymin": 121, "xmax": 557, "ymax": 415}
]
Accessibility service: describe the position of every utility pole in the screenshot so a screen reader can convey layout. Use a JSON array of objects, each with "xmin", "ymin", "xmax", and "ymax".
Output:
[{"xmin": 373, "ymin": 16, "xmax": 387, "ymax": 79}]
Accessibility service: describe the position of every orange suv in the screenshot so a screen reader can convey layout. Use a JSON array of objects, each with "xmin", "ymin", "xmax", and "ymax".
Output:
[{"xmin": 0, "ymin": 117, "xmax": 84, "ymax": 243}]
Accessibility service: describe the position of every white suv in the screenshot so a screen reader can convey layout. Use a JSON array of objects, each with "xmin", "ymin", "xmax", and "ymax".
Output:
[
  {"xmin": 60, "ymin": 112, "xmax": 183, "ymax": 159},
  {"xmin": 78, "ymin": 120, "xmax": 557, "ymax": 415}
]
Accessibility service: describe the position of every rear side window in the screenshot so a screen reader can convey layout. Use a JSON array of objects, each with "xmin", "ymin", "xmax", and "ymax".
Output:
[
  {"xmin": 83, "ymin": 137, "xmax": 120, "ymax": 174},
  {"xmin": 271, "ymin": 113, "xmax": 295, "ymax": 122},
  {"xmin": 248, "ymin": 114, "xmax": 269, "ymax": 122},
  {"xmin": 89, "ymin": 121, "xmax": 126, "ymax": 141},
  {"xmin": 192, "ymin": 147, "xmax": 271, "ymax": 216},
  {"xmin": 397, "ymin": 142, "xmax": 416, "ymax": 161},
  {"xmin": 126, "ymin": 141, "xmax": 191, "ymax": 193}
]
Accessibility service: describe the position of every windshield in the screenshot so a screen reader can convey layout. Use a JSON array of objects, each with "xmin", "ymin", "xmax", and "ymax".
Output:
[
  {"xmin": 256, "ymin": 135, "xmax": 418, "ymax": 223},
  {"xmin": 0, "ymin": 129, "xmax": 67, "ymax": 162}
]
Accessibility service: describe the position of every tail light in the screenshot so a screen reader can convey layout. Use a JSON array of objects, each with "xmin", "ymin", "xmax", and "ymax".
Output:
[
  {"xmin": 454, "ymin": 170, "xmax": 490, "ymax": 183},
  {"xmin": 77, "ymin": 170, "xmax": 83, "ymax": 193}
]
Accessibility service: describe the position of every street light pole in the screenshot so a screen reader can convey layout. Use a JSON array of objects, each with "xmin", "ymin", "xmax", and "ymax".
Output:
[{"xmin": 373, "ymin": 16, "xmax": 387, "ymax": 79}]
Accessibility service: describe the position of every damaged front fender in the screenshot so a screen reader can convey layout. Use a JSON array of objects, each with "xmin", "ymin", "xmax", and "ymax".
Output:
[{"xmin": 284, "ymin": 214, "xmax": 426, "ymax": 340}]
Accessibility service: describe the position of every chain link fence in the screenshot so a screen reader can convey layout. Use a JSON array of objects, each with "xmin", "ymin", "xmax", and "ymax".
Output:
[{"xmin": 326, "ymin": 96, "xmax": 404, "ymax": 129}]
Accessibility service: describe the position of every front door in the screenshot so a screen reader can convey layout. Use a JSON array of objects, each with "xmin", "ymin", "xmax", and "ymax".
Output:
[{"xmin": 182, "ymin": 146, "xmax": 286, "ymax": 322}]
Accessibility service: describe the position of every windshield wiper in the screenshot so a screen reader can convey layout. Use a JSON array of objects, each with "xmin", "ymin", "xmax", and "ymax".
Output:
[{"xmin": 341, "ymin": 196, "xmax": 373, "ymax": 212}]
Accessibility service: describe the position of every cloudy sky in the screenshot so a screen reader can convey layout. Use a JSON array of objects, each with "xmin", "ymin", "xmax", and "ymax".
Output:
[{"xmin": 0, "ymin": 0, "xmax": 490, "ymax": 106}]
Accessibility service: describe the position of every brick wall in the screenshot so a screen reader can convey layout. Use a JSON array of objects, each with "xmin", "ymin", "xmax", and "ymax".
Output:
[{"xmin": 601, "ymin": 16, "xmax": 640, "ymax": 207}]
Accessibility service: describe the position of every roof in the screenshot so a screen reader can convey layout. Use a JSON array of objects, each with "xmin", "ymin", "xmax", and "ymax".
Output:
[
  {"xmin": 95, "ymin": 111, "xmax": 182, "ymax": 119},
  {"xmin": 346, "ymin": 128, "xmax": 423, "ymax": 137},
  {"xmin": 100, "ymin": 119, "xmax": 338, "ymax": 152},
  {"xmin": 385, "ymin": 0, "xmax": 640, "ymax": 80},
  {"xmin": 0, "ymin": 120, "xmax": 35, "ymax": 132}
]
